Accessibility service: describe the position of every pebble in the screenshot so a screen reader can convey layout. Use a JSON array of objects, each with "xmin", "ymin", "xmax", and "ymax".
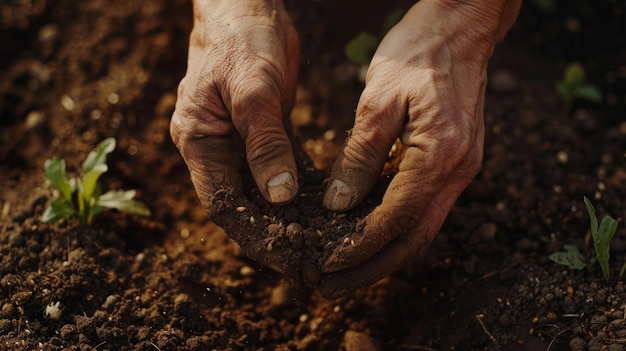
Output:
[
  {"xmin": 269, "ymin": 285, "xmax": 290, "ymax": 307},
  {"xmin": 174, "ymin": 294, "xmax": 191, "ymax": 310},
  {"xmin": 240, "ymin": 266, "xmax": 255, "ymax": 277},
  {"xmin": 569, "ymin": 337, "xmax": 586, "ymax": 351},
  {"xmin": 342, "ymin": 330, "xmax": 381, "ymax": 351},
  {"xmin": 1, "ymin": 303, "xmax": 15, "ymax": 318},
  {"xmin": 101, "ymin": 295, "xmax": 118, "ymax": 311},
  {"xmin": 286, "ymin": 222, "xmax": 304, "ymax": 236}
]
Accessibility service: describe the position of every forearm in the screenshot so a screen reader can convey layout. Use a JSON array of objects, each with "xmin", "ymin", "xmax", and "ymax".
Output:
[{"xmin": 392, "ymin": 0, "xmax": 521, "ymax": 65}]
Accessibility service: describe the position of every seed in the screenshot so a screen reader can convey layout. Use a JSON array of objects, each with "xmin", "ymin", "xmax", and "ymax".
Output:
[
  {"xmin": 267, "ymin": 242, "xmax": 273, "ymax": 252},
  {"xmin": 316, "ymin": 229, "xmax": 323, "ymax": 238},
  {"xmin": 249, "ymin": 216, "xmax": 256, "ymax": 224},
  {"xmin": 236, "ymin": 206, "xmax": 246, "ymax": 213}
]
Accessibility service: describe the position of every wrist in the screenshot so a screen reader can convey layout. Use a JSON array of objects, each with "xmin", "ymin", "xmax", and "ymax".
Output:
[
  {"xmin": 192, "ymin": 0, "xmax": 286, "ymax": 22},
  {"xmin": 397, "ymin": 0, "xmax": 520, "ymax": 64}
]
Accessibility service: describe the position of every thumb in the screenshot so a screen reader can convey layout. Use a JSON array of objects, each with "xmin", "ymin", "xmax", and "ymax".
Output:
[
  {"xmin": 324, "ymin": 85, "xmax": 405, "ymax": 212},
  {"xmin": 230, "ymin": 78, "xmax": 299, "ymax": 205}
]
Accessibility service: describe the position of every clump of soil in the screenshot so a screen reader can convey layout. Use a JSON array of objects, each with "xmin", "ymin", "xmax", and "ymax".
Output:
[{"xmin": 211, "ymin": 140, "xmax": 405, "ymax": 287}]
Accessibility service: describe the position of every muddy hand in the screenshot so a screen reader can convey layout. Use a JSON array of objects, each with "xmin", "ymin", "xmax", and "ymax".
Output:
[
  {"xmin": 320, "ymin": 0, "xmax": 522, "ymax": 299},
  {"xmin": 170, "ymin": 0, "xmax": 300, "ymax": 272}
]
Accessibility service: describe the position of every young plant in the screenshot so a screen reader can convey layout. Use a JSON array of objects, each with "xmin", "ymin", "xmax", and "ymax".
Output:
[
  {"xmin": 556, "ymin": 62, "xmax": 602, "ymax": 109},
  {"xmin": 344, "ymin": 8, "xmax": 405, "ymax": 66},
  {"xmin": 42, "ymin": 137, "xmax": 151, "ymax": 225},
  {"xmin": 549, "ymin": 197, "xmax": 621, "ymax": 281}
]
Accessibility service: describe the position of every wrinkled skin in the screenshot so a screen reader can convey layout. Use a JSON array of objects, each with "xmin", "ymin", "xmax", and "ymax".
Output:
[{"xmin": 170, "ymin": 0, "xmax": 522, "ymax": 298}]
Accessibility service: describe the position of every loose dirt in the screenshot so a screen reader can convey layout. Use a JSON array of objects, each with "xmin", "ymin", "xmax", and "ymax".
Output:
[{"xmin": 1, "ymin": 1, "xmax": 625, "ymax": 350}]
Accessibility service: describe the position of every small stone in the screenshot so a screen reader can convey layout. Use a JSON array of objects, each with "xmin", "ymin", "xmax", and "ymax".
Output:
[
  {"xmin": 174, "ymin": 294, "xmax": 191, "ymax": 310},
  {"xmin": 342, "ymin": 330, "xmax": 381, "ymax": 351},
  {"xmin": 270, "ymin": 285, "xmax": 290, "ymax": 307},
  {"xmin": 286, "ymin": 222, "xmax": 304, "ymax": 236},
  {"xmin": 569, "ymin": 337, "xmax": 586, "ymax": 351},
  {"xmin": 240, "ymin": 266, "xmax": 255, "ymax": 277},
  {"xmin": 102, "ymin": 295, "xmax": 118, "ymax": 311},
  {"xmin": 1, "ymin": 303, "xmax": 15, "ymax": 318}
]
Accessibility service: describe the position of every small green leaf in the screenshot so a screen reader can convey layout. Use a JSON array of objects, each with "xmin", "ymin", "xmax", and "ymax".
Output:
[
  {"xmin": 575, "ymin": 84, "xmax": 603, "ymax": 103},
  {"xmin": 42, "ymin": 198, "xmax": 75, "ymax": 223},
  {"xmin": 82, "ymin": 137, "xmax": 116, "ymax": 174},
  {"xmin": 584, "ymin": 196, "xmax": 598, "ymax": 236},
  {"xmin": 381, "ymin": 8, "xmax": 404, "ymax": 34},
  {"xmin": 564, "ymin": 62, "xmax": 586, "ymax": 88},
  {"xmin": 549, "ymin": 244, "xmax": 587, "ymax": 270},
  {"xmin": 82, "ymin": 164, "xmax": 107, "ymax": 202},
  {"xmin": 97, "ymin": 190, "xmax": 151, "ymax": 217},
  {"xmin": 44, "ymin": 158, "xmax": 72, "ymax": 202},
  {"xmin": 345, "ymin": 32, "xmax": 378, "ymax": 65}
]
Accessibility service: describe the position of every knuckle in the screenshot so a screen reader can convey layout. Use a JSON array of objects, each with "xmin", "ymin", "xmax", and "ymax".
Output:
[
  {"xmin": 342, "ymin": 130, "xmax": 390, "ymax": 173},
  {"xmin": 246, "ymin": 128, "xmax": 291, "ymax": 167}
]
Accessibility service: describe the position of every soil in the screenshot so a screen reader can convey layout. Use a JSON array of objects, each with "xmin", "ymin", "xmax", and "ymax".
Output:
[{"xmin": 1, "ymin": 1, "xmax": 626, "ymax": 351}]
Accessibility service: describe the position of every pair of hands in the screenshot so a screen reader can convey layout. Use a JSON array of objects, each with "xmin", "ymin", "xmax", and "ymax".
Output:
[{"xmin": 170, "ymin": 0, "xmax": 521, "ymax": 298}]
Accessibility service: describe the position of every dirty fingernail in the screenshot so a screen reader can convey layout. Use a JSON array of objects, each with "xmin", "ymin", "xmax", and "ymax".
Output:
[
  {"xmin": 324, "ymin": 179, "xmax": 355, "ymax": 211},
  {"xmin": 267, "ymin": 172, "xmax": 297, "ymax": 203}
]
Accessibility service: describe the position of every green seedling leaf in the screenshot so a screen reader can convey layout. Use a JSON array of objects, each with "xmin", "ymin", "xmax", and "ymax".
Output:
[
  {"xmin": 584, "ymin": 196, "xmax": 599, "ymax": 235},
  {"xmin": 549, "ymin": 244, "xmax": 588, "ymax": 270},
  {"xmin": 584, "ymin": 196, "xmax": 619, "ymax": 281},
  {"xmin": 575, "ymin": 84, "xmax": 603, "ymax": 103},
  {"xmin": 44, "ymin": 158, "xmax": 72, "ymax": 202},
  {"xmin": 382, "ymin": 8, "xmax": 404, "ymax": 34},
  {"xmin": 82, "ymin": 137, "xmax": 116, "ymax": 174},
  {"xmin": 345, "ymin": 32, "xmax": 378, "ymax": 65},
  {"xmin": 82, "ymin": 164, "xmax": 107, "ymax": 202},
  {"xmin": 42, "ymin": 198, "xmax": 75, "ymax": 223},
  {"xmin": 43, "ymin": 137, "xmax": 151, "ymax": 226},
  {"xmin": 97, "ymin": 190, "xmax": 151, "ymax": 217},
  {"xmin": 564, "ymin": 62, "xmax": 586, "ymax": 88},
  {"xmin": 595, "ymin": 215, "xmax": 619, "ymax": 281}
]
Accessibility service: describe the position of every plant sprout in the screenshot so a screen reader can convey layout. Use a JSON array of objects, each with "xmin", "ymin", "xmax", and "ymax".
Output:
[
  {"xmin": 42, "ymin": 137, "xmax": 150, "ymax": 225},
  {"xmin": 556, "ymin": 62, "xmax": 602, "ymax": 109},
  {"xmin": 550, "ymin": 197, "xmax": 621, "ymax": 281}
]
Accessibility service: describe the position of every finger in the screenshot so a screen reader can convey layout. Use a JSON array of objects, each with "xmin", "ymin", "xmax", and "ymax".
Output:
[
  {"xmin": 322, "ymin": 145, "xmax": 439, "ymax": 272},
  {"xmin": 170, "ymin": 109, "xmax": 292, "ymax": 274},
  {"xmin": 323, "ymin": 84, "xmax": 405, "ymax": 212},
  {"xmin": 323, "ymin": 115, "xmax": 483, "ymax": 272},
  {"xmin": 319, "ymin": 172, "xmax": 474, "ymax": 299},
  {"xmin": 230, "ymin": 76, "xmax": 299, "ymax": 205}
]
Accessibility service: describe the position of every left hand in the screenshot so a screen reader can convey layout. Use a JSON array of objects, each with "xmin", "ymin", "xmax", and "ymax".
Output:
[{"xmin": 319, "ymin": 0, "xmax": 521, "ymax": 299}]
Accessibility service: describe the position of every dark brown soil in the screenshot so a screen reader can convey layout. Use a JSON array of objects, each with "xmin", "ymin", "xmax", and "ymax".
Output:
[{"xmin": 1, "ymin": 1, "xmax": 626, "ymax": 351}]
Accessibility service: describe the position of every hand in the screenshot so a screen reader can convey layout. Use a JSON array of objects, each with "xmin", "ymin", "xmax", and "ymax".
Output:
[
  {"xmin": 170, "ymin": 0, "xmax": 300, "ymax": 272},
  {"xmin": 320, "ymin": 0, "xmax": 521, "ymax": 298}
]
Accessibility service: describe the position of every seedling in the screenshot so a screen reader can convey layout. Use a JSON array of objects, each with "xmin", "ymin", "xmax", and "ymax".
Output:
[
  {"xmin": 550, "ymin": 197, "xmax": 621, "ymax": 281},
  {"xmin": 42, "ymin": 137, "xmax": 150, "ymax": 225},
  {"xmin": 344, "ymin": 8, "xmax": 405, "ymax": 65},
  {"xmin": 556, "ymin": 62, "xmax": 602, "ymax": 109}
]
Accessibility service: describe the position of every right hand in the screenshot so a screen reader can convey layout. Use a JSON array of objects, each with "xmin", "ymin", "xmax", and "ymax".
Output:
[{"xmin": 170, "ymin": 0, "xmax": 300, "ymax": 272}]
